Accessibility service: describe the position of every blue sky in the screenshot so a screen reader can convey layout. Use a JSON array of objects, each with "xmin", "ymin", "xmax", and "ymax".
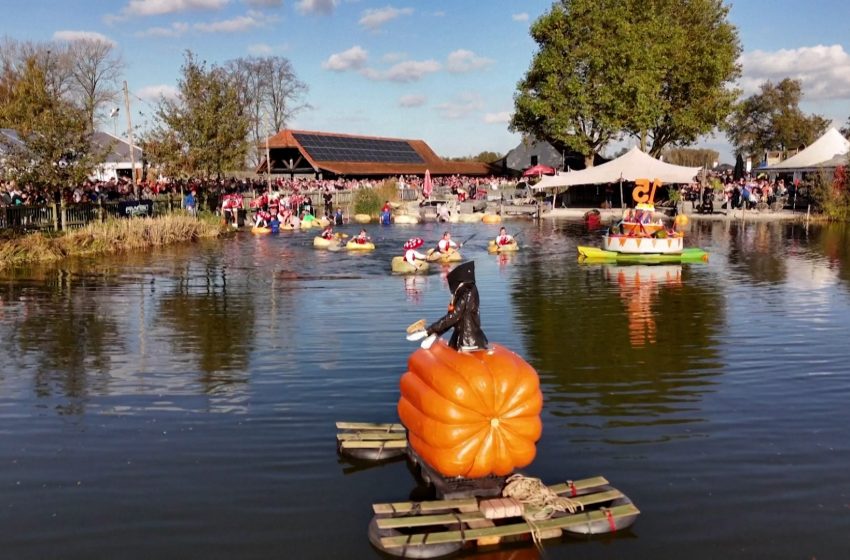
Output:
[{"xmin": 3, "ymin": 0, "xmax": 850, "ymax": 163}]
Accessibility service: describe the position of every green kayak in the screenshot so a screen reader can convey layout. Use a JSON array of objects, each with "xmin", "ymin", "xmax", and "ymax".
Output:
[{"xmin": 577, "ymin": 246, "xmax": 709, "ymax": 263}]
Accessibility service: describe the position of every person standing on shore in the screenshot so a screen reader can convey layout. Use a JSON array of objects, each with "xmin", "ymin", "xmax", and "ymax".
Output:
[{"xmin": 184, "ymin": 189, "xmax": 197, "ymax": 217}]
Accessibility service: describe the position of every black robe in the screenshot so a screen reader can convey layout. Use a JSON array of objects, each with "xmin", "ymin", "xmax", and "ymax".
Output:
[{"xmin": 426, "ymin": 283, "xmax": 488, "ymax": 351}]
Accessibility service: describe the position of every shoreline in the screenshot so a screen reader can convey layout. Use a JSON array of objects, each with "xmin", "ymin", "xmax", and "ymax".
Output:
[
  {"xmin": 540, "ymin": 207, "xmax": 814, "ymax": 222},
  {"xmin": 0, "ymin": 215, "xmax": 224, "ymax": 271}
]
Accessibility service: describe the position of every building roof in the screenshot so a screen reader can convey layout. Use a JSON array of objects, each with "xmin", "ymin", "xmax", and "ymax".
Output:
[
  {"xmin": 0, "ymin": 128, "xmax": 28, "ymax": 154},
  {"xmin": 91, "ymin": 131, "xmax": 143, "ymax": 164},
  {"xmin": 263, "ymin": 129, "xmax": 491, "ymax": 176}
]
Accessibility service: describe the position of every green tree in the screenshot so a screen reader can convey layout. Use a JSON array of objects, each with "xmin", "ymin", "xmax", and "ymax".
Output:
[
  {"xmin": 642, "ymin": 0, "xmax": 741, "ymax": 156},
  {"xmin": 726, "ymin": 78, "xmax": 831, "ymax": 159},
  {"xmin": 511, "ymin": 0, "xmax": 740, "ymax": 166},
  {"xmin": 446, "ymin": 150, "xmax": 503, "ymax": 163},
  {"xmin": 662, "ymin": 147, "xmax": 720, "ymax": 167},
  {"xmin": 0, "ymin": 56, "xmax": 101, "ymax": 190},
  {"xmin": 146, "ymin": 52, "xmax": 250, "ymax": 178}
]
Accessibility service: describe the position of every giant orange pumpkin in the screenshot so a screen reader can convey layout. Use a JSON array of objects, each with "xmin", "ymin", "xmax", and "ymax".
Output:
[{"xmin": 398, "ymin": 340, "xmax": 543, "ymax": 478}]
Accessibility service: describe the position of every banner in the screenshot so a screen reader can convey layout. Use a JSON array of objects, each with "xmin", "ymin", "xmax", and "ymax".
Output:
[{"xmin": 117, "ymin": 200, "xmax": 153, "ymax": 218}]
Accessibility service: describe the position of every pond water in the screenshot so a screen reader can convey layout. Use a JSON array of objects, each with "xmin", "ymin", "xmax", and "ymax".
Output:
[{"xmin": 2, "ymin": 218, "xmax": 850, "ymax": 559}]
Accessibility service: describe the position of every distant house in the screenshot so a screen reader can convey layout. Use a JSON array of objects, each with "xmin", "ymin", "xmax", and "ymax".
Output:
[
  {"xmin": 90, "ymin": 131, "xmax": 143, "ymax": 181},
  {"xmin": 0, "ymin": 129, "xmax": 142, "ymax": 181},
  {"xmin": 495, "ymin": 137, "xmax": 608, "ymax": 176}
]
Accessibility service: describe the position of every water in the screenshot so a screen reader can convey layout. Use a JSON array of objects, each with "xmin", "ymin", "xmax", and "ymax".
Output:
[{"xmin": 2, "ymin": 219, "xmax": 850, "ymax": 559}]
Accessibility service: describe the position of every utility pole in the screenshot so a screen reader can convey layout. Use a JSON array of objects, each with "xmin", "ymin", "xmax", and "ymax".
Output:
[
  {"xmin": 123, "ymin": 80, "xmax": 138, "ymax": 198},
  {"xmin": 266, "ymin": 134, "xmax": 272, "ymax": 194}
]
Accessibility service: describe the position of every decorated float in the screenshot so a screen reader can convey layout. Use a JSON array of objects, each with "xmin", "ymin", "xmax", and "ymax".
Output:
[
  {"xmin": 578, "ymin": 179, "xmax": 708, "ymax": 263},
  {"xmin": 336, "ymin": 262, "xmax": 640, "ymax": 557}
]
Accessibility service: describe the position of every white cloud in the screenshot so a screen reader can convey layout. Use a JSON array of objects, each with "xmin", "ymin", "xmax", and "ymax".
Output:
[
  {"xmin": 136, "ymin": 22, "xmax": 190, "ymax": 37},
  {"xmin": 137, "ymin": 84, "xmax": 180, "ymax": 102},
  {"xmin": 436, "ymin": 92, "xmax": 483, "ymax": 120},
  {"xmin": 322, "ymin": 45, "xmax": 368, "ymax": 71},
  {"xmin": 296, "ymin": 0, "xmax": 338, "ymax": 15},
  {"xmin": 244, "ymin": 0, "xmax": 282, "ymax": 6},
  {"xmin": 194, "ymin": 12, "xmax": 264, "ymax": 32},
  {"xmin": 359, "ymin": 6, "xmax": 413, "ymax": 30},
  {"xmin": 382, "ymin": 51, "xmax": 407, "ymax": 63},
  {"xmin": 739, "ymin": 44, "xmax": 850, "ymax": 101},
  {"xmin": 446, "ymin": 49, "xmax": 493, "ymax": 74},
  {"xmin": 248, "ymin": 42, "xmax": 287, "ymax": 55},
  {"xmin": 483, "ymin": 111, "xmax": 511, "ymax": 124},
  {"xmin": 399, "ymin": 94, "xmax": 426, "ymax": 108},
  {"xmin": 383, "ymin": 59, "xmax": 440, "ymax": 82},
  {"xmin": 512, "ymin": 12, "xmax": 529, "ymax": 22},
  {"xmin": 122, "ymin": 0, "xmax": 227, "ymax": 17},
  {"xmin": 52, "ymin": 30, "xmax": 116, "ymax": 46},
  {"xmin": 433, "ymin": 10, "xmax": 445, "ymax": 17}
]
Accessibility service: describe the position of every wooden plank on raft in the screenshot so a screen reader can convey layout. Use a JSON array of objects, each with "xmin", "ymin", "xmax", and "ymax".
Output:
[
  {"xmin": 375, "ymin": 490, "xmax": 624, "ymax": 530},
  {"xmin": 371, "ymin": 475, "xmax": 607, "ymax": 515},
  {"xmin": 549, "ymin": 476, "xmax": 609, "ymax": 494},
  {"xmin": 339, "ymin": 440, "xmax": 407, "ymax": 450},
  {"xmin": 335, "ymin": 421, "xmax": 405, "ymax": 431},
  {"xmin": 336, "ymin": 432, "xmax": 407, "ymax": 441},
  {"xmin": 373, "ymin": 497, "xmax": 478, "ymax": 515},
  {"xmin": 380, "ymin": 504, "xmax": 641, "ymax": 548}
]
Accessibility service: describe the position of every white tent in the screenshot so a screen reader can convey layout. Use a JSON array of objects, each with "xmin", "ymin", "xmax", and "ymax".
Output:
[
  {"xmin": 531, "ymin": 147, "xmax": 700, "ymax": 190},
  {"xmin": 764, "ymin": 127, "xmax": 849, "ymax": 171}
]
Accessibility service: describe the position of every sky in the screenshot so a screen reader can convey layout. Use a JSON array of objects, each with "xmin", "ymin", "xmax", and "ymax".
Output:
[{"xmin": 2, "ymin": 0, "xmax": 850, "ymax": 163}]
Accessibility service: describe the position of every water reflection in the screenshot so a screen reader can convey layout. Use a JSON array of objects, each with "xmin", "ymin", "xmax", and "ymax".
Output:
[
  {"xmin": 1, "ymin": 266, "xmax": 125, "ymax": 415},
  {"xmin": 512, "ymin": 255, "xmax": 724, "ymax": 443},
  {"xmin": 603, "ymin": 264, "xmax": 682, "ymax": 348}
]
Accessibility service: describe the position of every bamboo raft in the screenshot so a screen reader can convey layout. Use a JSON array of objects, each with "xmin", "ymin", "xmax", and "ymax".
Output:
[
  {"xmin": 336, "ymin": 421, "xmax": 408, "ymax": 461},
  {"xmin": 369, "ymin": 475, "xmax": 640, "ymax": 557}
]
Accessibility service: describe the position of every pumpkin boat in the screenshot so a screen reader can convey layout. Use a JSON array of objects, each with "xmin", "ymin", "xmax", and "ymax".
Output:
[{"xmin": 398, "ymin": 340, "xmax": 543, "ymax": 479}]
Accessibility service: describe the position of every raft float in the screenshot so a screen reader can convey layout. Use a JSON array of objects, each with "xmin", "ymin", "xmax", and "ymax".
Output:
[
  {"xmin": 487, "ymin": 240, "xmax": 519, "ymax": 253},
  {"xmin": 346, "ymin": 240, "xmax": 376, "ymax": 251},
  {"xmin": 578, "ymin": 246, "xmax": 709, "ymax": 263},
  {"xmin": 391, "ymin": 257, "xmax": 430, "ymax": 274}
]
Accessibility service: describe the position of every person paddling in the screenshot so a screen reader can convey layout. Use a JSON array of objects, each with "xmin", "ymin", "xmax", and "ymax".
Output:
[
  {"xmin": 495, "ymin": 227, "xmax": 514, "ymax": 246},
  {"xmin": 436, "ymin": 231, "xmax": 459, "ymax": 255},
  {"xmin": 406, "ymin": 261, "xmax": 488, "ymax": 352},
  {"xmin": 321, "ymin": 224, "xmax": 335, "ymax": 240},
  {"xmin": 353, "ymin": 228, "xmax": 371, "ymax": 244}
]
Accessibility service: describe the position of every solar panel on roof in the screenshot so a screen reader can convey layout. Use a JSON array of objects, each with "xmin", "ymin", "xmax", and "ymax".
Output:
[{"xmin": 293, "ymin": 133, "xmax": 425, "ymax": 164}]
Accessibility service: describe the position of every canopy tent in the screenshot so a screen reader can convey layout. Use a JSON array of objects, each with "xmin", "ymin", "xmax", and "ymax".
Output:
[
  {"xmin": 764, "ymin": 127, "xmax": 849, "ymax": 171},
  {"xmin": 531, "ymin": 147, "xmax": 700, "ymax": 190},
  {"xmin": 522, "ymin": 164, "xmax": 557, "ymax": 177}
]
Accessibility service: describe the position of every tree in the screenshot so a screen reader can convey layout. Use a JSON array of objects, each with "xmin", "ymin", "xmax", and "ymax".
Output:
[
  {"xmin": 225, "ymin": 56, "xmax": 308, "ymax": 166},
  {"xmin": 662, "ymin": 147, "xmax": 720, "ymax": 167},
  {"xmin": 641, "ymin": 0, "xmax": 741, "ymax": 156},
  {"xmin": 840, "ymin": 116, "xmax": 850, "ymax": 139},
  {"xmin": 0, "ymin": 56, "xmax": 102, "ymax": 190},
  {"xmin": 446, "ymin": 151, "xmax": 503, "ymax": 163},
  {"xmin": 512, "ymin": 0, "xmax": 740, "ymax": 166},
  {"xmin": 146, "ymin": 52, "xmax": 250, "ymax": 178},
  {"xmin": 66, "ymin": 38, "xmax": 125, "ymax": 131},
  {"xmin": 726, "ymin": 78, "xmax": 831, "ymax": 159}
]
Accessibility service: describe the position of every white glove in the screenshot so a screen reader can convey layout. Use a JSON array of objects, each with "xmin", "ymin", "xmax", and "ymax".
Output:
[
  {"xmin": 406, "ymin": 330, "xmax": 427, "ymax": 341},
  {"xmin": 420, "ymin": 334, "xmax": 438, "ymax": 349}
]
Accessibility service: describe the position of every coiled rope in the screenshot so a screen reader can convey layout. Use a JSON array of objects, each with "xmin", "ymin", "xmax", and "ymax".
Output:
[{"xmin": 503, "ymin": 473, "xmax": 585, "ymax": 547}]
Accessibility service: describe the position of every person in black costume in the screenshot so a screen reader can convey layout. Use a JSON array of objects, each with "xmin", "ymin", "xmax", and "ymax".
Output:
[{"xmin": 406, "ymin": 261, "xmax": 488, "ymax": 352}]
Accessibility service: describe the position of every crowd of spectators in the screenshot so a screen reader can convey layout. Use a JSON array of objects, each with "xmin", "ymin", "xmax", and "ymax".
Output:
[
  {"xmin": 0, "ymin": 173, "xmax": 509, "ymax": 210},
  {"xmin": 677, "ymin": 172, "xmax": 803, "ymax": 213}
]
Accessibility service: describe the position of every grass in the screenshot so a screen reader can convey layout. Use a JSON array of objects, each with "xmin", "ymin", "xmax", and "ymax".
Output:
[{"xmin": 0, "ymin": 214, "xmax": 225, "ymax": 270}]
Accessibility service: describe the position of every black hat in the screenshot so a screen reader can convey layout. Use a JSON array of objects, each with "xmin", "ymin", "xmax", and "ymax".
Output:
[{"xmin": 447, "ymin": 261, "xmax": 475, "ymax": 293}]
